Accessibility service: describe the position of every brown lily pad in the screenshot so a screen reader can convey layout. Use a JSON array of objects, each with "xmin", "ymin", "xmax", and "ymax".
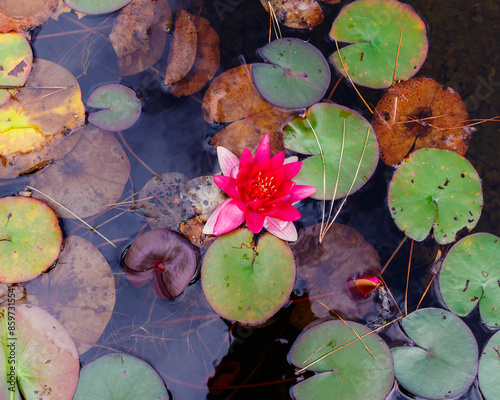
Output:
[
  {"xmin": 372, "ymin": 77, "xmax": 471, "ymax": 166},
  {"xmin": 0, "ymin": 0, "xmax": 59, "ymax": 32},
  {"xmin": 289, "ymin": 223, "xmax": 381, "ymax": 329},
  {"xmin": 260, "ymin": 0, "xmax": 324, "ymax": 30},
  {"xmin": 109, "ymin": 0, "xmax": 172, "ymax": 76},
  {"xmin": 202, "ymin": 64, "xmax": 297, "ymax": 157},
  {"xmin": 30, "ymin": 126, "xmax": 130, "ymax": 219},
  {"xmin": 169, "ymin": 14, "xmax": 220, "ymax": 97},
  {"xmin": 26, "ymin": 235, "xmax": 116, "ymax": 354},
  {"xmin": 163, "ymin": 9, "xmax": 197, "ymax": 88}
]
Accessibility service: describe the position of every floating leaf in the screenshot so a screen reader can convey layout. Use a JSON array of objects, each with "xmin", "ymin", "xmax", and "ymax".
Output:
[
  {"xmin": 73, "ymin": 353, "xmax": 169, "ymax": 400},
  {"xmin": 109, "ymin": 0, "xmax": 171, "ymax": 76},
  {"xmin": 289, "ymin": 319, "xmax": 394, "ymax": 400},
  {"xmin": 438, "ymin": 232, "xmax": 500, "ymax": 328},
  {"xmin": 290, "ymin": 223, "xmax": 381, "ymax": 329},
  {"xmin": 124, "ymin": 228, "xmax": 197, "ymax": 299},
  {"xmin": 65, "ymin": 0, "xmax": 132, "ymax": 15},
  {"xmin": 260, "ymin": 0, "xmax": 324, "ymax": 30},
  {"xmin": 372, "ymin": 77, "xmax": 471, "ymax": 166},
  {"xmin": 252, "ymin": 38, "xmax": 331, "ymax": 109},
  {"xmin": 388, "ymin": 148, "xmax": 483, "ymax": 244},
  {"xmin": 0, "ymin": 0, "xmax": 59, "ymax": 32},
  {"xmin": 179, "ymin": 216, "xmax": 217, "ymax": 249},
  {"xmin": 283, "ymin": 102, "xmax": 379, "ymax": 200},
  {"xmin": 0, "ymin": 304, "xmax": 80, "ymax": 399},
  {"xmin": 26, "ymin": 235, "xmax": 116, "ymax": 354},
  {"xmin": 329, "ymin": 0, "xmax": 428, "ymax": 89},
  {"xmin": 478, "ymin": 330, "xmax": 500, "ymax": 400},
  {"xmin": 163, "ymin": 10, "xmax": 197, "ymax": 88},
  {"xmin": 203, "ymin": 64, "xmax": 296, "ymax": 157},
  {"xmin": 392, "ymin": 308, "xmax": 478, "ymax": 399},
  {"xmin": 30, "ymin": 126, "xmax": 130, "ymax": 219},
  {"xmin": 87, "ymin": 84, "xmax": 141, "ymax": 131},
  {"xmin": 0, "ymin": 196, "xmax": 62, "ymax": 283},
  {"xmin": 169, "ymin": 14, "xmax": 220, "ymax": 97},
  {"xmin": 201, "ymin": 228, "xmax": 295, "ymax": 325}
]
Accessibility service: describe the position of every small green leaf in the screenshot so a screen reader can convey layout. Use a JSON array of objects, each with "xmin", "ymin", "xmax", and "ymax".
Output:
[{"xmin": 478, "ymin": 330, "xmax": 500, "ymax": 400}]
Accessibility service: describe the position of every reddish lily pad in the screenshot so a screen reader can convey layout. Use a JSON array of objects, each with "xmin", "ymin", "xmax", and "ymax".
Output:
[
  {"xmin": 329, "ymin": 0, "xmax": 428, "ymax": 89},
  {"xmin": 252, "ymin": 38, "xmax": 331, "ymax": 109},
  {"xmin": 478, "ymin": 330, "xmax": 500, "ymax": 400},
  {"xmin": 0, "ymin": 196, "xmax": 62, "ymax": 283},
  {"xmin": 260, "ymin": 0, "xmax": 324, "ymax": 30},
  {"xmin": 0, "ymin": 0, "xmax": 59, "ymax": 32},
  {"xmin": 0, "ymin": 304, "xmax": 80, "ymax": 399},
  {"xmin": 73, "ymin": 353, "xmax": 169, "ymax": 400},
  {"xmin": 388, "ymin": 148, "xmax": 483, "ymax": 244},
  {"xmin": 201, "ymin": 228, "xmax": 295, "ymax": 325},
  {"xmin": 64, "ymin": 0, "xmax": 132, "ymax": 15},
  {"xmin": 372, "ymin": 77, "xmax": 471, "ymax": 166},
  {"xmin": 124, "ymin": 228, "xmax": 197, "ymax": 300},
  {"xmin": 87, "ymin": 84, "xmax": 142, "ymax": 131},
  {"xmin": 438, "ymin": 233, "xmax": 500, "ymax": 328}
]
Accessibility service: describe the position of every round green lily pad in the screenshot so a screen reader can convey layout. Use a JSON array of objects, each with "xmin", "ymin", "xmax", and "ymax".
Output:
[
  {"xmin": 0, "ymin": 32, "xmax": 32, "ymax": 88},
  {"xmin": 283, "ymin": 102, "xmax": 379, "ymax": 200},
  {"xmin": 329, "ymin": 0, "xmax": 428, "ymax": 89},
  {"xmin": 478, "ymin": 330, "xmax": 500, "ymax": 400},
  {"xmin": 201, "ymin": 228, "xmax": 295, "ymax": 325},
  {"xmin": 392, "ymin": 308, "xmax": 478, "ymax": 399},
  {"xmin": 439, "ymin": 233, "xmax": 500, "ymax": 328},
  {"xmin": 252, "ymin": 38, "xmax": 331, "ymax": 109},
  {"xmin": 289, "ymin": 320, "xmax": 394, "ymax": 400},
  {"xmin": 0, "ymin": 196, "xmax": 62, "ymax": 283},
  {"xmin": 388, "ymin": 148, "xmax": 483, "ymax": 244},
  {"xmin": 73, "ymin": 353, "xmax": 169, "ymax": 400},
  {"xmin": 87, "ymin": 84, "xmax": 141, "ymax": 131},
  {"xmin": 64, "ymin": 0, "xmax": 132, "ymax": 15}
]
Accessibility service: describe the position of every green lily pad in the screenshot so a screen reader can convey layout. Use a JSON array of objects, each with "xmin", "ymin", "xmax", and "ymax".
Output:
[
  {"xmin": 329, "ymin": 0, "xmax": 428, "ymax": 89},
  {"xmin": 289, "ymin": 320, "xmax": 394, "ymax": 400},
  {"xmin": 438, "ymin": 233, "xmax": 500, "ymax": 328},
  {"xmin": 0, "ymin": 196, "xmax": 62, "ymax": 283},
  {"xmin": 283, "ymin": 102, "xmax": 379, "ymax": 200},
  {"xmin": 392, "ymin": 308, "xmax": 478, "ymax": 399},
  {"xmin": 73, "ymin": 353, "xmax": 169, "ymax": 400},
  {"xmin": 201, "ymin": 228, "xmax": 295, "ymax": 325},
  {"xmin": 87, "ymin": 84, "xmax": 141, "ymax": 131},
  {"xmin": 0, "ymin": 304, "xmax": 80, "ymax": 399},
  {"xmin": 64, "ymin": 0, "xmax": 132, "ymax": 15},
  {"xmin": 252, "ymin": 38, "xmax": 331, "ymax": 109},
  {"xmin": 388, "ymin": 148, "xmax": 483, "ymax": 244},
  {"xmin": 478, "ymin": 330, "xmax": 500, "ymax": 400}
]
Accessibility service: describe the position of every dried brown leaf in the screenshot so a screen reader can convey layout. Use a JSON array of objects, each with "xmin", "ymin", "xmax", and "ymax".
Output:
[
  {"xmin": 260, "ymin": 0, "xmax": 324, "ymax": 30},
  {"xmin": 0, "ymin": 0, "xmax": 58, "ymax": 32}
]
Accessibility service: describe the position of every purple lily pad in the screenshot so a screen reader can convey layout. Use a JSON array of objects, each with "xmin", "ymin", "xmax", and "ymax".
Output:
[{"xmin": 124, "ymin": 228, "xmax": 197, "ymax": 299}]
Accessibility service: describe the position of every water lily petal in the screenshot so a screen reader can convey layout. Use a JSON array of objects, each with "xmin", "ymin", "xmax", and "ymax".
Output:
[
  {"xmin": 265, "ymin": 201, "xmax": 301, "ymax": 221},
  {"xmin": 203, "ymin": 199, "xmax": 245, "ymax": 235},
  {"xmin": 270, "ymin": 151, "xmax": 285, "ymax": 170},
  {"xmin": 283, "ymin": 161, "xmax": 302, "ymax": 180},
  {"xmin": 214, "ymin": 175, "xmax": 240, "ymax": 200},
  {"xmin": 253, "ymin": 133, "xmax": 270, "ymax": 165},
  {"xmin": 284, "ymin": 184, "xmax": 317, "ymax": 203},
  {"xmin": 245, "ymin": 210, "xmax": 265, "ymax": 233},
  {"xmin": 264, "ymin": 217, "xmax": 298, "ymax": 242},
  {"xmin": 239, "ymin": 148, "xmax": 254, "ymax": 173},
  {"xmin": 217, "ymin": 146, "xmax": 240, "ymax": 177}
]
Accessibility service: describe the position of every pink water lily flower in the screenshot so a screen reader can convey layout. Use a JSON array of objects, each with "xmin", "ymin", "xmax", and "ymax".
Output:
[{"xmin": 203, "ymin": 134, "xmax": 316, "ymax": 241}]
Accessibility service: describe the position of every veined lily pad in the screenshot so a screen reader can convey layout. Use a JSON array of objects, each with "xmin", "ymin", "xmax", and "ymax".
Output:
[
  {"xmin": 0, "ymin": 196, "xmax": 62, "ymax": 283},
  {"xmin": 0, "ymin": 304, "xmax": 80, "ymax": 399},
  {"xmin": 73, "ymin": 353, "xmax": 169, "ymax": 400},
  {"xmin": 478, "ymin": 330, "xmax": 500, "ymax": 400},
  {"xmin": 64, "ymin": 0, "xmax": 132, "ymax": 15},
  {"xmin": 329, "ymin": 0, "xmax": 428, "ymax": 89},
  {"xmin": 87, "ymin": 84, "xmax": 141, "ymax": 131},
  {"xmin": 388, "ymin": 148, "xmax": 483, "ymax": 244},
  {"xmin": 289, "ymin": 320, "xmax": 394, "ymax": 400},
  {"xmin": 201, "ymin": 228, "xmax": 295, "ymax": 325},
  {"xmin": 438, "ymin": 233, "xmax": 500, "ymax": 328},
  {"xmin": 252, "ymin": 38, "xmax": 331, "ymax": 109},
  {"xmin": 392, "ymin": 308, "xmax": 478, "ymax": 399},
  {"xmin": 283, "ymin": 102, "xmax": 379, "ymax": 200}
]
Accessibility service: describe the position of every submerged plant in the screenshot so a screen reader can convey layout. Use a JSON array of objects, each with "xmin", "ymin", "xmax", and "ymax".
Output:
[{"xmin": 203, "ymin": 134, "xmax": 316, "ymax": 241}]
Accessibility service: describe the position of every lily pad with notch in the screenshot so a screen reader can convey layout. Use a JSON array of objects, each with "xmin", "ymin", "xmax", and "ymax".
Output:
[
  {"xmin": 392, "ymin": 308, "xmax": 478, "ymax": 399},
  {"xmin": 438, "ymin": 232, "xmax": 500, "ymax": 328},
  {"xmin": 387, "ymin": 147, "xmax": 483, "ymax": 244},
  {"xmin": 283, "ymin": 102, "xmax": 379, "ymax": 200},
  {"xmin": 478, "ymin": 329, "xmax": 500, "ymax": 400},
  {"xmin": 252, "ymin": 38, "xmax": 331, "ymax": 109},
  {"xmin": 289, "ymin": 319, "xmax": 394, "ymax": 400},
  {"xmin": 201, "ymin": 228, "xmax": 295, "ymax": 325},
  {"xmin": 329, "ymin": 0, "xmax": 428, "ymax": 89}
]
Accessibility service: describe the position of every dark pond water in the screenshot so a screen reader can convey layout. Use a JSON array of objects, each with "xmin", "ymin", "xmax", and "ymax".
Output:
[{"xmin": 1, "ymin": 0, "xmax": 499, "ymax": 399}]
